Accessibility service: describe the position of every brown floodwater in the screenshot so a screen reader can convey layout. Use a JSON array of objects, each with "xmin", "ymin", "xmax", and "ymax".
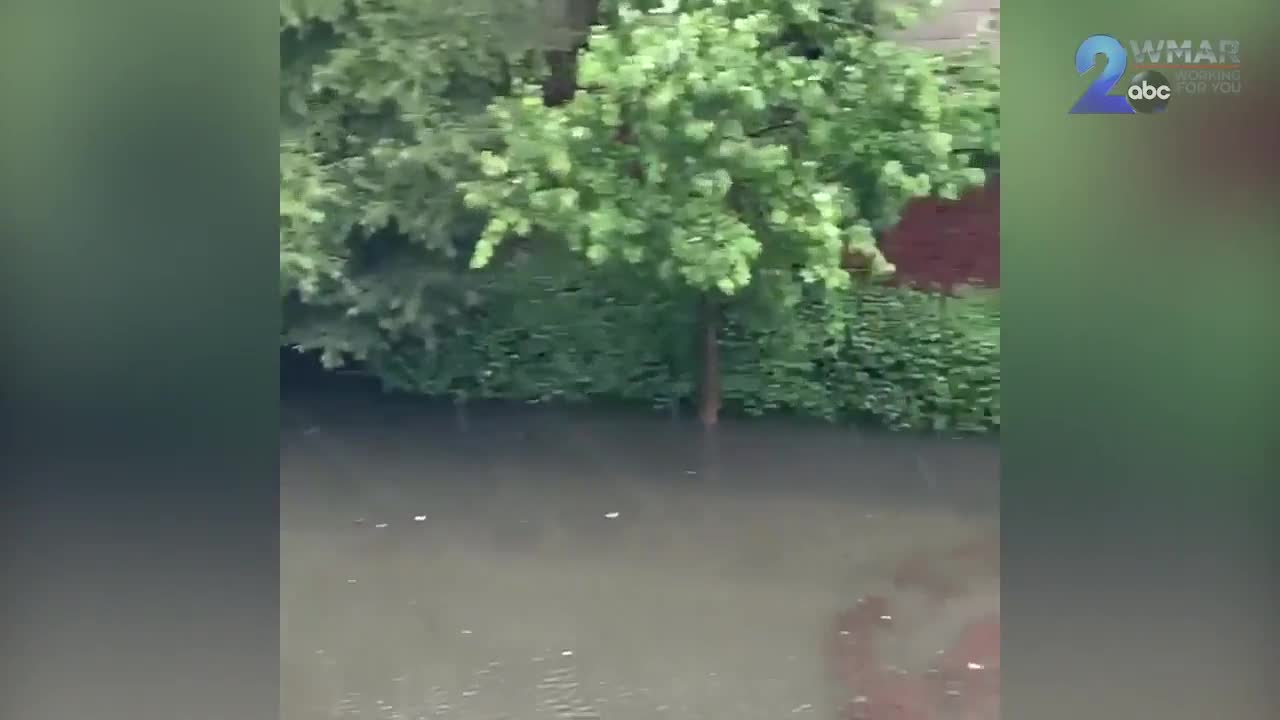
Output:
[{"xmin": 281, "ymin": 381, "xmax": 999, "ymax": 720}]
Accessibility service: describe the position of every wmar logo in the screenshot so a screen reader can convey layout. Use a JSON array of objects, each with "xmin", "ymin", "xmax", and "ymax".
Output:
[{"xmin": 1070, "ymin": 35, "xmax": 1171, "ymax": 115}]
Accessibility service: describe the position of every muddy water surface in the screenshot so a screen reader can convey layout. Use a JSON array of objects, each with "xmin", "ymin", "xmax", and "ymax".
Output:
[{"xmin": 281, "ymin": 387, "xmax": 999, "ymax": 720}]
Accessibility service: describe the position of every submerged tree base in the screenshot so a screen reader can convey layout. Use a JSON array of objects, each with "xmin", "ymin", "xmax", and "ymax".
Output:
[{"xmin": 698, "ymin": 294, "xmax": 723, "ymax": 428}]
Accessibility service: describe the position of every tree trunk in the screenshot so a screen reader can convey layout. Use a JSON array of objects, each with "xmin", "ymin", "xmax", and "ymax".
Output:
[
  {"xmin": 541, "ymin": 0, "xmax": 600, "ymax": 106},
  {"xmin": 697, "ymin": 294, "xmax": 722, "ymax": 428},
  {"xmin": 541, "ymin": 49, "xmax": 579, "ymax": 106},
  {"xmin": 453, "ymin": 396, "xmax": 469, "ymax": 433}
]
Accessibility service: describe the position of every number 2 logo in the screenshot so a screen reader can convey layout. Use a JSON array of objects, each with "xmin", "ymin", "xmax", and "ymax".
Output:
[{"xmin": 1069, "ymin": 35, "xmax": 1136, "ymax": 114}]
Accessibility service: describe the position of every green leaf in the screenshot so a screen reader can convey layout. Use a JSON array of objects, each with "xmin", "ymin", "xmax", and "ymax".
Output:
[{"xmin": 479, "ymin": 151, "xmax": 509, "ymax": 178}]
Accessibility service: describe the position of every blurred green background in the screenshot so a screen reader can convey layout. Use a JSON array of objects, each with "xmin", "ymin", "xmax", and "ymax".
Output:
[
  {"xmin": 1004, "ymin": 3, "xmax": 1276, "ymax": 719},
  {"xmin": 1003, "ymin": 3, "xmax": 1276, "ymax": 528}
]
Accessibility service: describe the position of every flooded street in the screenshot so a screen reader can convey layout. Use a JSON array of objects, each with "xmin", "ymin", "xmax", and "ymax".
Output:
[{"xmin": 281, "ymin": 384, "xmax": 999, "ymax": 720}]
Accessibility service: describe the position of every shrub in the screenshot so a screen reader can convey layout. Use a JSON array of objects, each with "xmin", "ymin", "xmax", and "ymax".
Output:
[
  {"xmin": 370, "ymin": 257, "xmax": 999, "ymax": 433},
  {"xmin": 722, "ymin": 286, "xmax": 999, "ymax": 431}
]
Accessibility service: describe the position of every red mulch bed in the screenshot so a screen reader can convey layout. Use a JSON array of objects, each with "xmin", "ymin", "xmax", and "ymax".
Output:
[{"xmin": 829, "ymin": 537, "xmax": 1001, "ymax": 719}]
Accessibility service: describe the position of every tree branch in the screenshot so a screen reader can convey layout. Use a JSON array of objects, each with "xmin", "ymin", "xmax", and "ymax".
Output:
[{"xmin": 746, "ymin": 120, "xmax": 798, "ymax": 137}]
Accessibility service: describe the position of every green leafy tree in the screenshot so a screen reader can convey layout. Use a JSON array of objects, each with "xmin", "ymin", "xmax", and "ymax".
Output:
[
  {"xmin": 279, "ymin": 0, "xmax": 558, "ymax": 367},
  {"xmin": 461, "ymin": 0, "xmax": 999, "ymax": 424}
]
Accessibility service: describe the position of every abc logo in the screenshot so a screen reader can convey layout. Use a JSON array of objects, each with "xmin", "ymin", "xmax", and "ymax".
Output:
[{"xmin": 1126, "ymin": 70, "xmax": 1172, "ymax": 113}]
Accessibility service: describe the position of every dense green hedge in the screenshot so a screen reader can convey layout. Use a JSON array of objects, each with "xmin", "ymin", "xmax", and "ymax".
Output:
[
  {"xmin": 373, "ymin": 258, "xmax": 698, "ymax": 407},
  {"xmin": 722, "ymin": 286, "xmax": 1000, "ymax": 432},
  {"xmin": 371, "ymin": 258, "xmax": 999, "ymax": 433}
]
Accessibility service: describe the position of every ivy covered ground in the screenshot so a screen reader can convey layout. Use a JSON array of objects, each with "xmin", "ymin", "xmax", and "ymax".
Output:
[{"xmin": 280, "ymin": 0, "xmax": 1000, "ymax": 433}]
